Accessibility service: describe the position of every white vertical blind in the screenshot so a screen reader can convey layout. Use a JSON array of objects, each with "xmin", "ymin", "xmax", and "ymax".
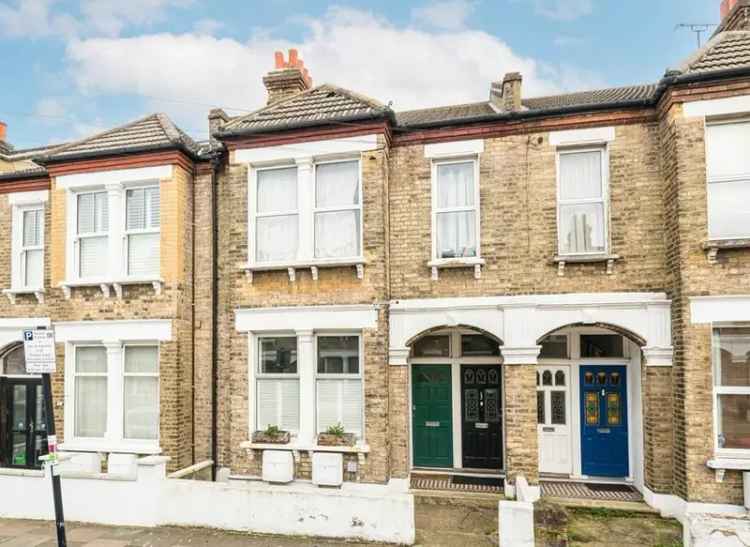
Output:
[
  {"xmin": 123, "ymin": 346, "xmax": 159, "ymax": 440},
  {"xmin": 74, "ymin": 346, "xmax": 108, "ymax": 438},
  {"xmin": 126, "ymin": 187, "xmax": 161, "ymax": 277},
  {"xmin": 77, "ymin": 192, "xmax": 109, "ymax": 278},
  {"xmin": 558, "ymin": 150, "xmax": 607, "ymax": 254},
  {"xmin": 314, "ymin": 161, "xmax": 361, "ymax": 259},
  {"xmin": 256, "ymin": 167, "xmax": 299, "ymax": 262},
  {"xmin": 256, "ymin": 379, "xmax": 300, "ymax": 432},
  {"xmin": 316, "ymin": 379, "xmax": 362, "ymax": 436},
  {"xmin": 706, "ymin": 122, "xmax": 750, "ymax": 239},
  {"xmin": 435, "ymin": 161, "xmax": 477, "ymax": 259}
]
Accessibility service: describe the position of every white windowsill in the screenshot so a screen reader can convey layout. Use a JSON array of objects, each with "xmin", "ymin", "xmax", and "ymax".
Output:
[
  {"xmin": 553, "ymin": 253, "xmax": 620, "ymax": 276},
  {"xmin": 3, "ymin": 288, "xmax": 45, "ymax": 304},
  {"xmin": 59, "ymin": 442, "xmax": 162, "ymax": 455},
  {"xmin": 240, "ymin": 259, "xmax": 366, "ymax": 283},
  {"xmin": 240, "ymin": 440, "xmax": 370, "ymax": 454},
  {"xmin": 703, "ymin": 238, "xmax": 750, "ymax": 264},
  {"xmin": 59, "ymin": 278, "xmax": 164, "ymax": 299},
  {"xmin": 428, "ymin": 257, "xmax": 485, "ymax": 280}
]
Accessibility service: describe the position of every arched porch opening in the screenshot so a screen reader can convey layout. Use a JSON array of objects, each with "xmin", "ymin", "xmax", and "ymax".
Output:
[{"xmin": 407, "ymin": 326, "xmax": 505, "ymax": 475}]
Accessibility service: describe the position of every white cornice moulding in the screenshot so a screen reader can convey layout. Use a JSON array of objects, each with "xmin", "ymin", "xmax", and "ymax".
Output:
[
  {"xmin": 0, "ymin": 317, "xmax": 51, "ymax": 329},
  {"xmin": 54, "ymin": 319, "xmax": 172, "ymax": 342},
  {"xmin": 7, "ymin": 190, "xmax": 49, "ymax": 205},
  {"xmin": 684, "ymin": 96, "xmax": 750, "ymax": 119},
  {"xmin": 549, "ymin": 126, "xmax": 615, "ymax": 147},
  {"xmin": 55, "ymin": 165, "xmax": 173, "ymax": 190},
  {"xmin": 233, "ymin": 135, "xmax": 379, "ymax": 165},
  {"xmin": 424, "ymin": 139, "xmax": 484, "ymax": 158},
  {"xmin": 690, "ymin": 295, "xmax": 750, "ymax": 324},
  {"xmin": 236, "ymin": 304, "xmax": 379, "ymax": 332}
]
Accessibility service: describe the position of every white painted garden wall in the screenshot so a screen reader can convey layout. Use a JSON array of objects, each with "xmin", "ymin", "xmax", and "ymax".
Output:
[{"xmin": 0, "ymin": 458, "xmax": 415, "ymax": 545}]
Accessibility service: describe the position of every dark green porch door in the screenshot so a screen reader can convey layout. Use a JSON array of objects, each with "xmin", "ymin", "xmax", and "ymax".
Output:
[{"xmin": 412, "ymin": 365, "xmax": 453, "ymax": 468}]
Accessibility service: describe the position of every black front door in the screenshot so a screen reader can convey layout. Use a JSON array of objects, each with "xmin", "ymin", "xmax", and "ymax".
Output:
[
  {"xmin": 461, "ymin": 365, "xmax": 502, "ymax": 469},
  {"xmin": 1, "ymin": 378, "xmax": 47, "ymax": 469}
]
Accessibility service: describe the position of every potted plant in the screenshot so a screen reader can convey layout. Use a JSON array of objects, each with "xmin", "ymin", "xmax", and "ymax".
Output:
[
  {"xmin": 252, "ymin": 424, "xmax": 291, "ymax": 444},
  {"xmin": 317, "ymin": 423, "xmax": 356, "ymax": 447}
]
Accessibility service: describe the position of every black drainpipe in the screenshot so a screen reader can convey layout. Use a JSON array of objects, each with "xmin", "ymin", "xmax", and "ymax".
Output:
[{"xmin": 210, "ymin": 154, "xmax": 221, "ymax": 481}]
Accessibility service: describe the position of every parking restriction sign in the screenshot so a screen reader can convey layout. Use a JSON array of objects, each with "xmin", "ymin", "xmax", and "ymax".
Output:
[{"xmin": 23, "ymin": 329, "xmax": 56, "ymax": 374}]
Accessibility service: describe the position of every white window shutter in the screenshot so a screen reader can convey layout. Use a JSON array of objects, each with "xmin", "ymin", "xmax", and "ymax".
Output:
[
  {"xmin": 79, "ymin": 236, "xmax": 108, "ymax": 278},
  {"xmin": 316, "ymin": 379, "xmax": 362, "ymax": 436},
  {"xmin": 279, "ymin": 380, "xmax": 300, "ymax": 432},
  {"xmin": 341, "ymin": 379, "xmax": 363, "ymax": 436},
  {"xmin": 706, "ymin": 122, "xmax": 750, "ymax": 180},
  {"xmin": 257, "ymin": 379, "xmax": 299, "ymax": 432},
  {"xmin": 128, "ymin": 233, "xmax": 160, "ymax": 276}
]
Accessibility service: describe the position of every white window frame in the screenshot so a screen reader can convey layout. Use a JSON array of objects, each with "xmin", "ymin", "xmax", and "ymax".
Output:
[
  {"xmin": 255, "ymin": 334, "xmax": 300, "ymax": 434},
  {"xmin": 246, "ymin": 158, "xmax": 364, "ymax": 270},
  {"xmin": 72, "ymin": 344, "xmax": 109, "ymax": 441},
  {"xmin": 124, "ymin": 184, "xmax": 161, "ymax": 278},
  {"xmin": 705, "ymin": 118, "xmax": 750, "ymax": 241},
  {"xmin": 313, "ymin": 159, "xmax": 363, "ymax": 261},
  {"xmin": 430, "ymin": 156, "xmax": 481, "ymax": 262},
  {"xmin": 314, "ymin": 332, "xmax": 364, "ymax": 438},
  {"xmin": 64, "ymin": 341, "xmax": 161, "ymax": 453},
  {"xmin": 122, "ymin": 343, "xmax": 160, "ymax": 442},
  {"xmin": 11, "ymin": 204, "xmax": 45, "ymax": 290},
  {"xmin": 556, "ymin": 146, "xmax": 611, "ymax": 257},
  {"xmin": 712, "ymin": 324, "xmax": 750, "ymax": 458},
  {"xmin": 73, "ymin": 189, "xmax": 110, "ymax": 282}
]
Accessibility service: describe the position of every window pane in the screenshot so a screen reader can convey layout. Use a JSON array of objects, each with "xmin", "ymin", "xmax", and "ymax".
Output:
[
  {"xmin": 24, "ymin": 249, "xmax": 43, "ymax": 288},
  {"xmin": 461, "ymin": 334, "xmax": 499, "ymax": 356},
  {"xmin": 706, "ymin": 122, "xmax": 750, "ymax": 179},
  {"xmin": 23, "ymin": 209, "xmax": 42, "ymax": 247},
  {"xmin": 540, "ymin": 335, "xmax": 568, "ymax": 359},
  {"xmin": 717, "ymin": 394, "xmax": 750, "ymax": 449},
  {"xmin": 412, "ymin": 335, "xmax": 450, "ymax": 358},
  {"xmin": 78, "ymin": 192, "xmax": 108, "ymax": 234},
  {"xmin": 76, "ymin": 346, "xmax": 107, "ymax": 373},
  {"xmin": 75, "ymin": 377, "xmax": 107, "ymax": 438},
  {"xmin": 316, "ymin": 161, "xmax": 359, "ymax": 208},
  {"xmin": 124, "ymin": 346, "xmax": 158, "ymax": 374},
  {"xmin": 124, "ymin": 376, "xmax": 158, "ymax": 440},
  {"xmin": 437, "ymin": 211, "xmax": 476, "ymax": 258},
  {"xmin": 559, "ymin": 151, "xmax": 603, "ymax": 200},
  {"xmin": 559, "ymin": 203, "xmax": 605, "ymax": 254},
  {"xmin": 708, "ymin": 180, "xmax": 750, "ymax": 239},
  {"xmin": 2, "ymin": 346, "xmax": 26, "ymax": 375},
  {"xmin": 256, "ymin": 215, "xmax": 298, "ymax": 263},
  {"xmin": 257, "ymin": 168, "xmax": 297, "ymax": 213},
  {"xmin": 257, "ymin": 379, "xmax": 299, "ymax": 432},
  {"xmin": 437, "ymin": 162, "xmax": 474, "ymax": 208},
  {"xmin": 80, "ymin": 236, "xmax": 108, "ymax": 278},
  {"xmin": 314, "ymin": 210, "xmax": 360, "ymax": 258},
  {"xmin": 537, "ymin": 391, "xmax": 545, "ymax": 424},
  {"xmin": 318, "ymin": 336, "xmax": 359, "ymax": 374},
  {"xmin": 128, "ymin": 233, "xmax": 160, "ymax": 277},
  {"xmin": 260, "ymin": 338, "xmax": 297, "ymax": 374},
  {"xmin": 715, "ymin": 327, "xmax": 750, "ymax": 387},
  {"xmin": 126, "ymin": 188, "xmax": 146, "ymax": 231},
  {"xmin": 146, "ymin": 187, "xmax": 160, "ymax": 228},
  {"xmin": 551, "ymin": 391, "xmax": 566, "ymax": 425},
  {"xmin": 317, "ymin": 379, "xmax": 362, "ymax": 436},
  {"xmin": 581, "ymin": 334, "xmax": 624, "ymax": 358}
]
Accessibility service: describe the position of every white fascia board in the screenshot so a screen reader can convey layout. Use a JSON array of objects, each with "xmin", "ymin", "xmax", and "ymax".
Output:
[
  {"xmin": 424, "ymin": 139, "xmax": 484, "ymax": 159},
  {"xmin": 684, "ymin": 95, "xmax": 750, "ymax": 119},
  {"xmin": 54, "ymin": 319, "xmax": 172, "ymax": 342},
  {"xmin": 7, "ymin": 190, "xmax": 49, "ymax": 205},
  {"xmin": 690, "ymin": 295, "xmax": 750, "ymax": 324},
  {"xmin": 236, "ymin": 304, "xmax": 379, "ymax": 332},
  {"xmin": 55, "ymin": 165, "xmax": 173, "ymax": 191},
  {"xmin": 234, "ymin": 135, "xmax": 379, "ymax": 165},
  {"xmin": 0, "ymin": 318, "xmax": 51, "ymax": 329},
  {"xmin": 549, "ymin": 126, "xmax": 616, "ymax": 147}
]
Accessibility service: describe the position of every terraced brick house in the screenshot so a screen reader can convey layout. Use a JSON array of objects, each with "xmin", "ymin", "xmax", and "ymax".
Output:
[{"xmin": 1, "ymin": 0, "xmax": 750, "ymax": 535}]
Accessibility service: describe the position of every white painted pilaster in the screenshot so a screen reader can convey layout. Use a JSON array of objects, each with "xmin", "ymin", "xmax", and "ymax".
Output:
[
  {"xmin": 103, "ymin": 340, "xmax": 124, "ymax": 443},
  {"xmin": 296, "ymin": 158, "xmax": 314, "ymax": 261},
  {"xmin": 107, "ymin": 185, "xmax": 124, "ymax": 279},
  {"xmin": 297, "ymin": 329, "xmax": 315, "ymax": 445}
]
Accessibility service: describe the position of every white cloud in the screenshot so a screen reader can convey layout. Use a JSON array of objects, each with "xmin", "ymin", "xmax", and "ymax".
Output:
[
  {"xmin": 79, "ymin": 0, "xmax": 194, "ymax": 37},
  {"xmin": 530, "ymin": 0, "xmax": 593, "ymax": 21},
  {"xmin": 0, "ymin": 0, "xmax": 78, "ymax": 39},
  {"xmin": 34, "ymin": 97, "xmax": 67, "ymax": 119},
  {"xmin": 193, "ymin": 18, "xmax": 224, "ymax": 36},
  {"xmin": 411, "ymin": 1, "xmax": 475, "ymax": 30},
  {"xmin": 65, "ymin": 6, "xmax": 605, "ymax": 138}
]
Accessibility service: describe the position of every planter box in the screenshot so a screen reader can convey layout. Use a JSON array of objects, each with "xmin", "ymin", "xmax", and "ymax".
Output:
[
  {"xmin": 252, "ymin": 430, "xmax": 291, "ymax": 444},
  {"xmin": 317, "ymin": 433, "xmax": 356, "ymax": 447}
]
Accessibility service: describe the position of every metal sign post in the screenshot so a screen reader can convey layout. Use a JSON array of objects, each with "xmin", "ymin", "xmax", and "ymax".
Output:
[{"xmin": 24, "ymin": 328, "xmax": 67, "ymax": 547}]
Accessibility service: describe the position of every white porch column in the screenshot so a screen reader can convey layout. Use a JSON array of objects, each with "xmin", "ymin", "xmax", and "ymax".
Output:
[
  {"xmin": 106, "ymin": 184, "xmax": 124, "ymax": 278},
  {"xmin": 296, "ymin": 329, "xmax": 315, "ymax": 445},
  {"xmin": 296, "ymin": 158, "xmax": 314, "ymax": 260},
  {"xmin": 103, "ymin": 340, "xmax": 123, "ymax": 443}
]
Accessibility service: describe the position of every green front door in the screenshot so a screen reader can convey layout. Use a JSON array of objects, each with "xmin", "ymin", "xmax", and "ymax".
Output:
[{"xmin": 412, "ymin": 365, "xmax": 453, "ymax": 468}]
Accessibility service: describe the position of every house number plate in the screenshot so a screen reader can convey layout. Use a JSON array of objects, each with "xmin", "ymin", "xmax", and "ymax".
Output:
[
  {"xmin": 475, "ymin": 423, "xmax": 488, "ymax": 429},
  {"xmin": 425, "ymin": 421, "xmax": 440, "ymax": 427},
  {"xmin": 543, "ymin": 427, "xmax": 555, "ymax": 433},
  {"xmin": 597, "ymin": 428, "xmax": 611, "ymax": 434}
]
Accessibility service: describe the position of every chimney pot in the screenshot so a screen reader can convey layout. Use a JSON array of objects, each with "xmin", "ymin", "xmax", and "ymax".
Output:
[
  {"xmin": 0, "ymin": 121, "xmax": 6, "ymax": 142},
  {"xmin": 263, "ymin": 49, "xmax": 313, "ymax": 105},
  {"xmin": 274, "ymin": 51, "xmax": 285, "ymax": 69},
  {"xmin": 289, "ymin": 48, "xmax": 299, "ymax": 66}
]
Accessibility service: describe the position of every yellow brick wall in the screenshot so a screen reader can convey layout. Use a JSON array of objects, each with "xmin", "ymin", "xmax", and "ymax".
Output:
[
  {"xmin": 161, "ymin": 165, "xmax": 189, "ymax": 285},
  {"xmin": 49, "ymin": 181, "xmax": 66, "ymax": 287}
]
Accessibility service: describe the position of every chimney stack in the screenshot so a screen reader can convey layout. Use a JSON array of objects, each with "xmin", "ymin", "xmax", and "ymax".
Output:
[
  {"xmin": 263, "ymin": 48, "xmax": 313, "ymax": 105},
  {"xmin": 719, "ymin": 0, "xmax": 749, "ymax": 30},
  {"xmin": 208, "ymin": 108, "xmax": 229, "ymax": 145},
  {"xmin": 490, "ymin": 72, "xmax": 523, "ymax": 113},
  {"xmin": 721, "ymin": 0, "xmax": 739, "ymax": 18}
]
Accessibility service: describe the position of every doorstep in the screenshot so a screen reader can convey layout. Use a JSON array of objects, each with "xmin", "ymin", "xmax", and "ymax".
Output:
[
  {"xmin": 541, "ymin": 479, "xmax": 644, "ymax": 504},
  {"xmin": 410, "ymin": 472, "xmax": 505, "ymax": 496}
]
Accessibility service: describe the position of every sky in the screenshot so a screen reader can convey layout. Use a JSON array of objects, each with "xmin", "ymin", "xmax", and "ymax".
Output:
[{"xmin": 0, "ymin": 0, "xmax": 719, "ymax": 149}]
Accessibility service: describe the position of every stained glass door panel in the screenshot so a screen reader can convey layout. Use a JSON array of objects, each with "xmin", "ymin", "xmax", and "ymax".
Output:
[
  {"xmin": 461, "ymin": 365, "xmax": 502, "ymax": 469},
  {"xmin": 537, "ymin": 366, "xmax": 572, "ymax": 475}
]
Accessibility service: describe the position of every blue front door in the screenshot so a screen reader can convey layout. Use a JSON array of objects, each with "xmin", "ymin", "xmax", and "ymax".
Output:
[{"xmin": 580, "ymin": 366, "xmax": 629, "ymax": 477}]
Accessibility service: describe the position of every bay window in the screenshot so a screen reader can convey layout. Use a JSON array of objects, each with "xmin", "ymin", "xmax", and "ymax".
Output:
[
  {"xmin": 713, "ymin": 326, "xmax": 750, "ymax": 452},
  {"xmin": 316, "ymin": 335, "xmax": 363, "ymax": 437},
  {"xmin": 125, "ymin": 187, "xmax": 160, "ymax": 277},
  {"xmin": 76, "ymin": 191, "xmax": 109, "ymax": 279},
  {"xmin": 256, "ymin": 336, "xmax": 300, "ymax": 432},
  {"xmin": 557, "ymin": 148, "xmax": 608, "ymax": 255},
  {"xmin": 433, "ymin": 160, "xmax": 479, "ymax": 260},
  {"xmin": 314, "ymin": 161, "xmax": 361, "ymax": 259},
  {"xmin": 74, "ymin": 346, "xmax": 108, "ymax": 438},
  {"xmin": 705, "ymin": 120, "xmax": 750, "ymax": 240},
  {"xmin": 123, "ymin": 346, "xmax": 159, "ymax": 440},
  {"xmin": 255, "ymin": 167, "xmax": 299, "ymax": 263}
]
